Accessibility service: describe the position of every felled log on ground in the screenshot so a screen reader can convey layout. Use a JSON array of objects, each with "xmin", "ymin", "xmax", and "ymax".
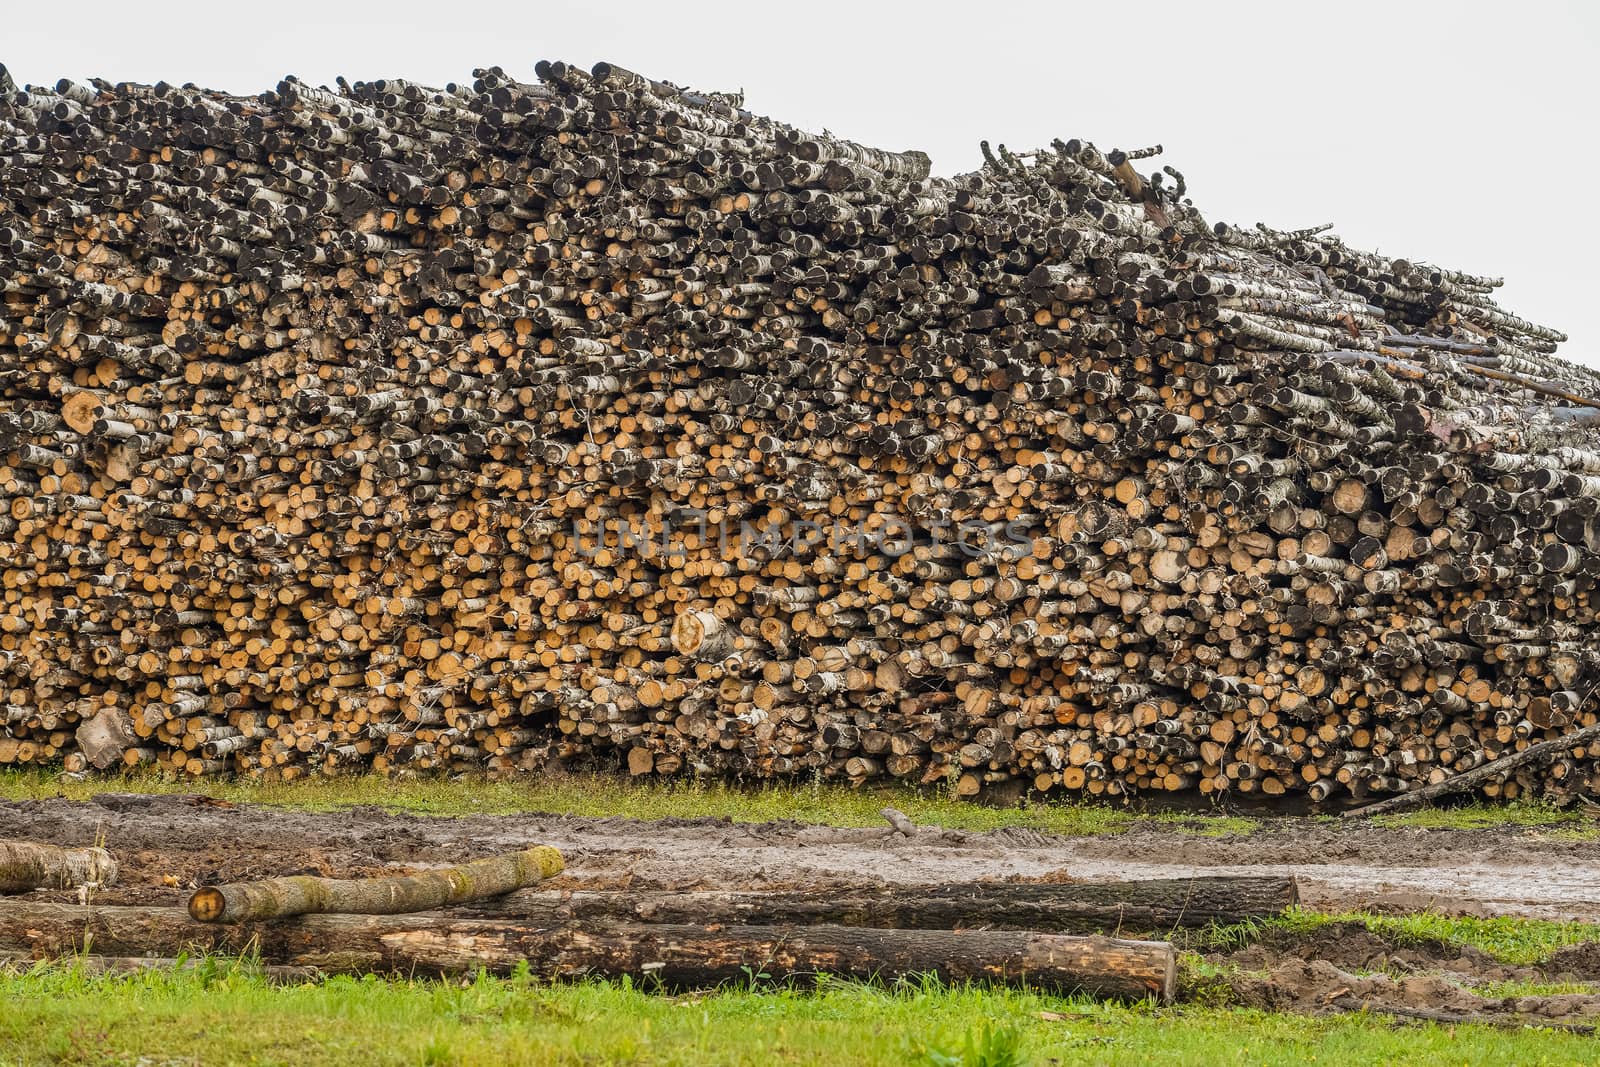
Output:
[
  {"xmin": 188, "ymin": 846, "xmax": 564, "ymax": 922},
  {"xmin": 0, "ymin": 903, "xmax": 1177, "ymax": 1001},
  {"xmin": 0, "ymin": 61, "xmax": 1597, "ymax": 806},
  {"xmin": 0, "ymin": 843, "xmax": 118, "ymax": 894},
  {"xmin": 462, "ymin": 875, "xmax": 1299, "ymax": 932}
]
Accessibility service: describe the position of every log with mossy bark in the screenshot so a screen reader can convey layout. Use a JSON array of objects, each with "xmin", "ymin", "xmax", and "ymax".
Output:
[
  {"xmin": 188, "ymin": 847, "xmax": 564, "ymax": 922},
  {"xmin": 0, "ymin": 902, "xmax": 1177, "ymax": 1001},
  {"xmin": 0, "ymin": 843, "xmax": 118, "ymax": 895}
]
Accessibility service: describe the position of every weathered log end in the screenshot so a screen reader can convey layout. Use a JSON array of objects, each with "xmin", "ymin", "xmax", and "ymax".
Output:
[
  {"xmin": 59, "ymin": 391, "xmax": 103, "ymax": 435},
  {"xmin": 670, "ymin": 610, "xmax": 732, "ymax": 661},
  {"xmin": 1026, "ymin": 933, "xmax": 1177, "ymax": 1002},
  {"xmin": 73, "ymin": 707, "xmax": 138, "ymax": 771}
]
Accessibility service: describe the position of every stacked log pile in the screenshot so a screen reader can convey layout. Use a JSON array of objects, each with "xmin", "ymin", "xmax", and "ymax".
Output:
[{"xmin": 0, "ymin": 59, "xmax": 1597, "ymax": 804}]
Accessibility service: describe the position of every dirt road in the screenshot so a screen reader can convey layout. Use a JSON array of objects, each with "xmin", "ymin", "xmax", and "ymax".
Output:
[{"xmin": 2, "ymin": 795, "xmax": 1594, "ymax": 921}]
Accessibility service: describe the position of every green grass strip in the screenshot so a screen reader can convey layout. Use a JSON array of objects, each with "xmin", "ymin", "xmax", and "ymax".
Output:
[{"xmin": 2, "ymin": 960, "xmax": 1596, "ymax": 1066}]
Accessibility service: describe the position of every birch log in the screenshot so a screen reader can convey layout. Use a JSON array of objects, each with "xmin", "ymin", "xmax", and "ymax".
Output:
[{"xmin": 188, "ymin": 847, "xmax": 564, "ymax": 922}]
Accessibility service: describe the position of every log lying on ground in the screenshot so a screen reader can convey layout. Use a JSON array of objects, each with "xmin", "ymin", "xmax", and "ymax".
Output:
[
  {"xmin": 0, "ymin": 902, "xmax": 1177, "ymax": 1001},
  {"xmin": 0, "ymin": 843, "xmax": 117, "ymax": 894},
  {"xmin": 463, "ymin": 875, "xmax": 1298, "ymax": 932},
  {"xmin": 0, "ymin": 60, "xmax": 1598, "ymax": 806},
  {"xmin": 188, "ymin": 846, "xmax": 564, "ymax": 922}
]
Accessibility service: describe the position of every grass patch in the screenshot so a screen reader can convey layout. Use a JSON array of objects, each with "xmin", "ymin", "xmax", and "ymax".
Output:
[
  {"xmin": 1, "ymin": 959, "xmax": 1596, "ymax": 1066},
  {"xmin": 1153, "ymin": 814, "xmax": 1261, "ymax": 837},
  {"xmin": 1176, "ymin": 953, "xmax": 1255, "ymax": 1007},
  {"xmin": 1196, "ymin": 908, "xmax": 1600, "ymax": 966},
  {"xmin": 0, "ymin": 768, "xmax": 1265, "ymax": 838},
  {"xmin": 1535, "ymin": 825, "xmax": 1600, "ymax": 842},
  {"xmin": 1469, "ymin": 978, "xmax": 1598, "ymax": 998},
  {"xmin": 1355, "ymin": 911, "xmax": 1600, "ymax": 965},
  {"xmin": 1372, "ymin": 799, "xmax": 1585, "ymax": 832}
]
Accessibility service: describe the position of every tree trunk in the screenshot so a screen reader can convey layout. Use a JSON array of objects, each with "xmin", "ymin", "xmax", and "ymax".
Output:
[
  {"xmin": 188, "ymin": 847, "xmax": 564, "ymax": 922},
  {"xmin": 460, "ymin": 876, "xmax": 1298, "ymax": 933},
  {"xmin": 0, "ymin": 843, "xmax": 118, "ymax": 895},
  {"xmin": 0, "ymin": 903, "xmax": 1176, "ymax": 1001}
]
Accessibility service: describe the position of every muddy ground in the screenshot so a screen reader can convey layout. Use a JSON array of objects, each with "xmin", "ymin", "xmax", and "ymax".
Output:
[
  {"xmin": 4, "ymin": 794, "xmax": 1600, "ymax": 1026},
  {"xmin": 3, "ymin": 793, "xmax": 1594, "ymax": 918}
]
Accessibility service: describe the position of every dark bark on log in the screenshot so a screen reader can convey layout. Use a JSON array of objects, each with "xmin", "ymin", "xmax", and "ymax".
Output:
[
  {"xmin": 460, "ymin": 876, "xmax": 1299, "ymax": 933},
  {"xmin": 0, "ymin": 903, "xmax": 1176, "ymax": 1001},
  {"xmin": 189, "ymin": 847, "xmax": 564, "ymax": 922}
]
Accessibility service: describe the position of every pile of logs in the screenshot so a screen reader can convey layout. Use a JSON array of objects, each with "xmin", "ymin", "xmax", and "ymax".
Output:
[{"xmin": 1, "ymin": 57, "xmax": 1598, "ymax": 804}]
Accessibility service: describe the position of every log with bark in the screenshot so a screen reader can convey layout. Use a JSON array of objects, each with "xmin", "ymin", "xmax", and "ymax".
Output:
[
  {"xmin": 0, "ymin": 902, "xmax": 1177, "ymax": 1000},
  {"xmin": 0, "ymin": 842, "xmax": 118, "ymax": 894},
  {"xmin": 189, "ymin": 846, "xmax": 564, "ymax": 921},
  {"xmin": 457, "ymin": 875, "xmax": 1299, "ymax": 932},
  {"xmin": 0, "ymin": 60, "xmax": 1595, "ymax": 807}
]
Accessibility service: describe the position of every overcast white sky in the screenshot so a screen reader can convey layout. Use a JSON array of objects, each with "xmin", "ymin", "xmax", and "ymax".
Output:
[{"xmin": 6, "ymin": 1, "xmax": 1596, "ymax": 362}]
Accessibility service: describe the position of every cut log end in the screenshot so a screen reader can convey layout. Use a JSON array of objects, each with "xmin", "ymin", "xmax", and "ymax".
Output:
[
  {"xmin": 187, "ymin": 886, "xmax": 227, "ymax": 923},
  {"xmin": 670, "ymin": 610, "xmax": 733, "ymax": 661}
]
